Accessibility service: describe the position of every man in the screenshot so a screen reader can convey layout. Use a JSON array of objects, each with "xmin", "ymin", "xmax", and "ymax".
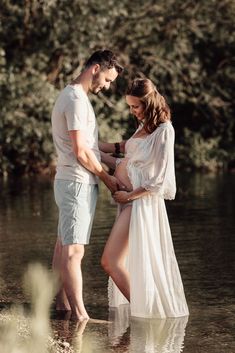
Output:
[{"xmin": 51, "ymin": 50, "xmax": 123, "ymax": 321}]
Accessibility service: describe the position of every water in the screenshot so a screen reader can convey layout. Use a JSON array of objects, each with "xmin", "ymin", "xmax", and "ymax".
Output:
[{"xmin": 0, "ymin": 173, "xmax": 234, "ymax": 352}]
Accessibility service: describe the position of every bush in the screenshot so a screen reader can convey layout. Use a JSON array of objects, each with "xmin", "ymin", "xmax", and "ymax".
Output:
[{"xmin": 0, "ymin": 0, "xmax": 234, "ymax": 174}]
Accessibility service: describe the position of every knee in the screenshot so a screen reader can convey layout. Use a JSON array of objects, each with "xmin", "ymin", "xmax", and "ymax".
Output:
[
  {"xmin": 101, "ymin": 253, "xmax": 114, "ymax": 275},
  {"xmin": 101, "ymin": 253, "xmax": 109, "ymax": 273},
  {"xmin": 62, "ymin": 245, "xmax": 84, "ymax": 266},
  {"xmin": 69, "ymin": 251, "xmax": 84, "ymax": 264}
]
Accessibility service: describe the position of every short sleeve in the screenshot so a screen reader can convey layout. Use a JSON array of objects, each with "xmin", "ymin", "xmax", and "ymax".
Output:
[{"xmin": 65, "ymin": 97, "xmax": 88, "ymax": 131}]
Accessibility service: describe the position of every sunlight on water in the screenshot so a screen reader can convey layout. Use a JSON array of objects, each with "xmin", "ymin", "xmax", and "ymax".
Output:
[{"xmin": 0, "ymin": 173, "xmax": 234, "ymax": 352}]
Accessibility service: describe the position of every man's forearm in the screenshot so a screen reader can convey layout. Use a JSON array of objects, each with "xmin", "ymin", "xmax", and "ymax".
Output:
[
  {"xmin": 76, "ymin": 147, "xmax": 109, "ymax": 181},
  {"xmin": 69, "ymin": 130, "xmax": 117, "ymax": 191},
  {"xmin": 76, "ymin": 147, "xmax": 118, "ymax": 193}
]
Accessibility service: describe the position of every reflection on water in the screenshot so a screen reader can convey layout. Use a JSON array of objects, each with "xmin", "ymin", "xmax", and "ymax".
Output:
[
  {"xmin": 109, "ymin": 305, "xmax": 188, "ymax": 353},
  {"xmin": 0, "ymin": 173, "xmax": 235, "ymax": 352},
  {"xmin": 51, "ymin": 310, "xmax": 188, "ymax": 353}
]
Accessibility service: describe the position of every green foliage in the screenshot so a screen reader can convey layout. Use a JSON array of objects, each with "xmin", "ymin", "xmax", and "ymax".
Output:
[
  {"xmin": 0, "ymin": 0, "xmax": 234, "ymax": 174},
  {"xmin": 175, "ymin": 128, "xmax": 230, "ymax": 172}
]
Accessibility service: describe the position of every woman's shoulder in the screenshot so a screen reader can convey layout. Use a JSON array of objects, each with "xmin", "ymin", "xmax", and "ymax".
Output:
[
  {"xmin": 158, "ymin": 120, "xmax": 174, "ymax": 131},
  {"xmin": 150, "ymin": 121, "xmax": 174, "ymax": 138},
  {"xmin": 141, "ymin": 121, "xmax": 174, "ymax": 145}
]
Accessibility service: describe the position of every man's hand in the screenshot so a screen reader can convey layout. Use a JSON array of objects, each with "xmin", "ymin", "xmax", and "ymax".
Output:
[{"xmin": 102, "ymin": 174, "xmax": 119, "ymax": 194}]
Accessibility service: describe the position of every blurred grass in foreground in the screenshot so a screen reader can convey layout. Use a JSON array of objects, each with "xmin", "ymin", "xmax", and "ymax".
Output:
[{"xmin": 0, "ymin": 263, "xmax": 95, "ymax": 353}]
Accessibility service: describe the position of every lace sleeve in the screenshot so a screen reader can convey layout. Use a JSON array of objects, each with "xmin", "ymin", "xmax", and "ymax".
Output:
[{"xmin": 141, "ymin": 124, "xmax": 176, "ymax": 199}]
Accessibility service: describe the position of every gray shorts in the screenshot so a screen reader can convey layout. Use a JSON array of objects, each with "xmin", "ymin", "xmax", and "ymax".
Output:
[{"xmin": 54, "ymin": 179, "xmax": 98, "ymax": 245}]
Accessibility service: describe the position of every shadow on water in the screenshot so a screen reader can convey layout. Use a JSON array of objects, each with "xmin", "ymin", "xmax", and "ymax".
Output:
[{"xmin": 0, "ymin": 172, "xmax": 235, "ymax": 352}]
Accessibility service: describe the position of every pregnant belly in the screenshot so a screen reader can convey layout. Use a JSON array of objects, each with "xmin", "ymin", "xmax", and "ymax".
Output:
[{"xmin": 114, "ymin": 159, "xmax": 133, "ymax": 191}]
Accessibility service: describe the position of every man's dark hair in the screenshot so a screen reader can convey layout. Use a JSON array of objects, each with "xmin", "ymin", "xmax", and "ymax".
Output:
[{"xmin": 85, "ymin": 49, "xmax": 123, "ymax": 74}]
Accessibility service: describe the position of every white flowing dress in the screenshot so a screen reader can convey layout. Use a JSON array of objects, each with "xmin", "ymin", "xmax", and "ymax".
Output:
[{"xmin": 108, "ymin": 121, "xmax": 189, "ymax": 318}]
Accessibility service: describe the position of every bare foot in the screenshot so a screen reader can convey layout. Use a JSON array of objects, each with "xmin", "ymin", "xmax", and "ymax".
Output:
[{"xmin": 71, "ymin": 313, "xmax": 89, "ymax": 322}]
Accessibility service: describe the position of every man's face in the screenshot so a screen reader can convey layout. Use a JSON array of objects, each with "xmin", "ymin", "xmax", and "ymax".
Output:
[{"xmin": 90, "ymin": 66, "xmax": 118, "ymax": 94}]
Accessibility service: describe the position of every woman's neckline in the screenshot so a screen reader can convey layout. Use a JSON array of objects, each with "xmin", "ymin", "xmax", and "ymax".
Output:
[
  {"xmin": 131, "ymin": 121, "xmax": 170, "ymax": 140},
  {"xmin": 131, "ymin": 135, "xmax": 147, "ymax": 140},
  {"xmin": 131, "ymin": 126, "xmax": 148, "ymax": 140}
]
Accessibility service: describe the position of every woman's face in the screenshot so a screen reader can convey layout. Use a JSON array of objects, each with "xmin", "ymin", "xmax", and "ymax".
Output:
[{"xmin": 126, "ymin": 95, "xmax": 145, "ymax": 120}]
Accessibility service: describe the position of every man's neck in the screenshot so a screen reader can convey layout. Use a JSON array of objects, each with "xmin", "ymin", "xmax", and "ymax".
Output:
[{"xmin": 71, "ymin": 71, "xmax": 90, "ymax": 94}]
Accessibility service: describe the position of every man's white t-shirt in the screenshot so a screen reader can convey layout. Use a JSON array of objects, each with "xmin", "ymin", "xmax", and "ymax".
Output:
[{"xmin": 51, "ymin": 84, "xmax": 100, "ymax": 184}]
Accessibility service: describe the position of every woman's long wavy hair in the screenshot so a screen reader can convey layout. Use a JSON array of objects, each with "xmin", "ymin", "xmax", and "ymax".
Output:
[{"xmin": 126, "ymin": 78, "xmax": 171, "ymax": 134}]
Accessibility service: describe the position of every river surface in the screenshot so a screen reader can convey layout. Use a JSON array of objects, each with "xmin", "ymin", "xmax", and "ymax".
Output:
[{"xmin": 0, "ymin": 173, "xmax": 234, "ymax": 352}]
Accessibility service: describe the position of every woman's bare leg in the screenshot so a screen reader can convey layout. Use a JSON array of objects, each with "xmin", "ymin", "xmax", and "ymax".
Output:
[{"xmin": 101, "ymin": 205, "xmax": 132, "ymax": 301}]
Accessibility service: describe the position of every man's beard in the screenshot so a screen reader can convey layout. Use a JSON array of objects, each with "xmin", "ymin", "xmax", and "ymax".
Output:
[{"xmin": 91, "ymin": 73, "xmax": 102, "ymax": 95}]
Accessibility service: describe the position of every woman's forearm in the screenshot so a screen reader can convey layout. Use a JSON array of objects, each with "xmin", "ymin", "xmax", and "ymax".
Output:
[
  {"xmin": 113, "ymin": 186, "xmax": 151, "ymax": 203},
  {"xmin": 127, "ymin": 187, "xmax": 150, "ymax": 201},
  {"xmin": 98, "ymin": 141, "xmax": 116, "ymax": 153},
  {"xmin": 99, "ymin": 141, "xmax": 126, "ymax": 154},
  {"xmin": 100, "ymin": 151, "xmax": 117, "ymax": 170}
]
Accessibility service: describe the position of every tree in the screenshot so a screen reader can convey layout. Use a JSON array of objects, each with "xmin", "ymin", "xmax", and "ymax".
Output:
[{"xmin": 0, "ymin": 0, "xmax": 234, "ymax": 174}]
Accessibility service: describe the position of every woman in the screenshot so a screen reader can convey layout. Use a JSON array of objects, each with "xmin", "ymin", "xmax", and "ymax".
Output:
[{"xmin": 99, "ymin": 78, "xmax": 189, "ymax": 318}]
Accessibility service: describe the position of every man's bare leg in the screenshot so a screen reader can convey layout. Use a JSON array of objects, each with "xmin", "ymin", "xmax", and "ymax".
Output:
[
  {"xmin": 61, "ymin": 243, "xmax": 89, "ymax": 320},
  {"xmin": 52, "ymin": 238, "xmax": 71, "ymax": 311},
  {"xmin": 101, "ymin": 206, "xmax": 131, "ymax": 301}
]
